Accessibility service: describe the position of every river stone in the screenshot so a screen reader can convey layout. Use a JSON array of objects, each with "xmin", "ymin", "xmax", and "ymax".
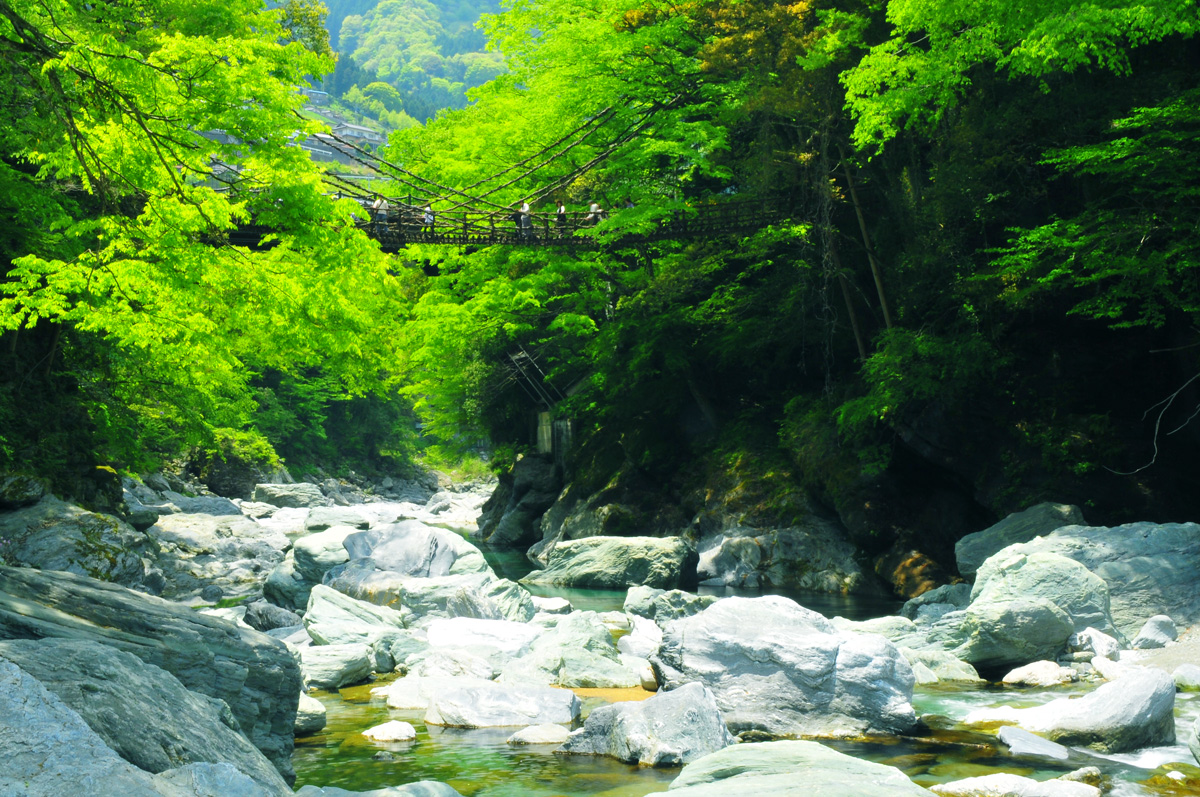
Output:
[
  {"xmin": 998, "ymin": 726, "xmax": 1070, "ymax": 761},
  {"xmin": 930, "ymin": 599, "xmax": 1076, "ymax": 670},
  {"xmin": 930, "ymin": 773, "xmax": 1099, "ymax": 797},
  {"xmin": 665, "ymin": 740, "xmax": 935, "ymax": 796},
  {"xmin": 304, "ymin": 584, "xmax": 409, "ymax": 648},
  {"xmin": 521, "ymin": 536, "xmax": 696, "ymax": 590},
  {"xmin": 424, "ymin": 681, "xmax": 581, "ymax": 727},
  {"xmin": 343, "ymin": 521, "xmax": 490, "ymax": 576},
  {"xmin": 295, "ymin": 692, "xmax": 327, "ymax": 736},
  {"xmin": 1002, "ymin": 661, "xmax": 1078, "ymax": 687},
  {"xmin": 651, "ymin": 595, "xmax": 918, "ymax": 736},
  {"xmin": 617, "ymin": 614, "xmax": 664, "ymax": 659},
  {"xmin": 294, "ymin": 783, "xmax": 464, "ymax": 796},
  {"xmin": 362, "ymin": 721, "xmax": 416, "ymax": 742},
  {"xmin": 507, "ymin": 724, "xmax": 571, "ymax": 745},
  {"xmin": 984, "ymin": 522, "xmax": 1200, "ymax": 636},
  {"xmin": 149, "ymin": 512, "xmax": 291, "ymax": 601},
  {"xmin": 243, "ymin": 600, "xmax": 303, "ymax": 633},
  {"xmin": 377, "ymin": 675, "xmax": 495, "ymax": 710},
  {"xmin": 253, "ymin": 483, "xmax": 328, "ymax": 508},
  {"xmin": 1132, "ymin": 614, "xmax": 1178, "ymax": 649},
  {"xmin": 425, "ymin": 616, "xmax": 542, "ymax": 666},
  {"xmin": 560, "ymin": 682, "xmax": 734, "ymax": 766},
  {"xmin": 157, "ymin": 761, "xmax": 274, "ymax": 796},
  {"xmin": 0, "ymin": 638, "xmax": 290, "ymax": 793},
  {"xmin": 325, "ymin": 566, "xmax": 536, "ymax": 624},
  {"xmin": 298, "ymin": 644, "xmax": 372, "ymax": 689},
  {"xmin": 0, "ymin": 658, "xmax": 189, "ymax": 796},
  {"xmin": 404, "ymin": 647, "xmax": 495, "ymax": 679},
  {"xmin": 956, "ymin": 503, "xmax": 1085, "ymax": 577},
  {"xmin": 899, "ymin": 648, "xmax": 982, "ymax": 684},
  {"xmin": 531, "ymin": 596, "xmax": 572, "ymax": 614},
  {"xmin": 263, "ymin": 551, "xmax": 313, "ymax": 612},
  {"xmin": 624, "ymin": 586, "xmax": 718, "ymax": 624},
  {"xmin": 972, "ymin": 551, "xmax": 1118, "ymax": 637},
  {"xmin": 293, "ymin": 526, "xmax": 358, "ymax": 583},
  {"xmin": 1068, "ymin": 628, "xmax": 1121, "ymax": 661},
  {"xmin": 305, "ymin": 506, "xmax": 371, "ymax": 533},
  {"xmin": 0, "ymin": 473, "xmax": 47, "ymax": 508},
  {"xmin": 964, "ymin": 667, "xmax": 1175, "ymax": 752},
  {"xmin": 0, "ymin": 495, "xmax": 155, "ymax": 588},
  {"xmin": 0, "ymin": 565, "xmax": 301, "ymax": 782},
  {"xmin": 901, "ymin": 583, "xmax": 973, "ymax": 621},
  {"xmin": 499, "ymin": 610, "xmax": 639, "ymax": 688},
  {"xmin": 696, "ymin": 520, "xmax": 868, "ymax": 593},
  {"xmin": 1174, "ymin": 663, "xmax": 1200, "ymax": 691}
]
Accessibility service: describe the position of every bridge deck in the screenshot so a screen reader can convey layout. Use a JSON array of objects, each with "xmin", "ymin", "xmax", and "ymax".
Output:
[{"xmin": 228, "ymin": 196, "xmax": 794, "ymax": 251}]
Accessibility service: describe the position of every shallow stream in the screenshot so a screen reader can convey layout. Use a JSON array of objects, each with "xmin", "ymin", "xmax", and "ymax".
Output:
[{"xmin": 292, "ymin": 545, "xmax": 1200, "ymax": 796}]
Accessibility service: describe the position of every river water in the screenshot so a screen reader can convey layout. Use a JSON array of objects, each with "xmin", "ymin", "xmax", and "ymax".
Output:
[{"xmin": 292, "ymin": 544, "xmax": 1200, "ymax": 795}]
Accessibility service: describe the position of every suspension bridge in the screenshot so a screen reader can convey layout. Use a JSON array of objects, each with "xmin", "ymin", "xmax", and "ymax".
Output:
[{"xmin": 226, "ymin": 104, "xmax": 801, "ymax": 251}]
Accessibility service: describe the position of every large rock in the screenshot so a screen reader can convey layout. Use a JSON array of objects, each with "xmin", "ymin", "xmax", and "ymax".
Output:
[
  {"xmin": 521, "ymin": 536, "xmax": 696, "ymax": 590},
  {"xmin": 964, "ymin": 667, "xmax": 1175, "ymax": 753},
  {"xmin": 0, "ymin": 658, "xmax": 189, "ymax": 796},
  {"xmin": 295, "ymin": 693, "xmax": 327, "ymax": 736},
  {"xmin": 293, "ymin": 526, "xmax": 358, "ymax": 583},
  {"xmin": 157, "ymin": 761, "xmax": 274, "ymax": 796},
  {"xmin": 375, "ymin": 675, "xmax": 494, "ymax": 710},
  {"xmin": 304, "ymin": 507, "xmax": 371, "ymax": 533},
  {"xmin": 425, "ymin": 617, "xmax": 542, "ymax": 668},
  {"xmin": 650, "ymin": 595, "xmax": 918, "ymax": 736},
  {"xmin": 971, "ymin": 551, "xmax": 1118, "ymax": 637},
  {"xmin": 0, "ymin": 495, "xmax": 155, "ymax": 588},
  {"xmin": 298, "ymin": 644, "xmax": 372, "ymax": 689},
  {"xmin": 0, "ymin": 565, "xmax": 301, "ymax": 781},
  {"xmin": 928, "ymin": 599, "xmax": 1076, "ymax": 671},
  {"xmin": 424, "ymin": 681, "xmax": 581, "ymax": 727},
  {"xmin": 665, "ymin": 740, "xmax": 934, "ymax": 796},
  {"xmin": 243, "ymin": 600, "xmax": 303, "ymax": 633},
  {"xmin": 1132, "ymin": 614, "xmax": 1178, "ymax": 649},
  {"xmin": 147, "ymin": 512, "xmax": 290, "ymax": 601},
  {"xmin": 560, "ymin": 682, "xmax": 734, "ymax": 765},
  {"xmin": 956, "ymin": 503, "xmax": 1085, "ymax": 577},
  {"xmin": 342, "ymin": 522, "xmax": 490, "ymax": 576},
  {"xmin": 0, "ymin": 473, "xmax": 47, "ymax": 509},
  {"xmin": 930, "ymin": 774, "xmax": 1099, "ymax": 797},
  {"xmin": 985, "ymin": 521, "xmax": 1200, "ymax": 636},
  {"xmin": 499, "ymin": 610, "xmax": 639, "ymax": 688},
  {"xmin": 326, "ymin": 567, "xmax": 535, "ymax": 625},
  {"xmin": 263, "ymin": 551, "xmax": 313, "ymax": 612},
  {"xmin": 304, "ymin": 584, "xmax": 409, "ymax": 648},
  {"xmin": 253, "ymin": 483, "xmax": 328, "ymax": 509},
  {"xmin": 696, "ymin": 520, "xmax": 869, "ymax": 593},
  {"xmin": 624, "ymin": 586, "xmax": 718, "ymax": 624},
  {"xmin": 0, "ymin": 638, "xmax": 289, "ymax": 794},
  {"xmin": 475, "ymin": 455, "xmax": 560, "ymax": 548}
]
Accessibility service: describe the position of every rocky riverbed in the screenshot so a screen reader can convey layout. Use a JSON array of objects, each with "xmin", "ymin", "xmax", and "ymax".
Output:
[{"xmin": 2, "ymin": 473, "xmax": 1200, "ymax": 796}]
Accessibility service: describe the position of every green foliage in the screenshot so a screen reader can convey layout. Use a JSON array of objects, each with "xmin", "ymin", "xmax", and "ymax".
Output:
[
  {"xmin": 835, "ymin": 329, "xmax": 1001, "ymax": 471},
  {"xmin": 844, "ymin": 0, "xmax": 1199, "ymax": 149},
  {"xmin": 988, "ymin": 88, "xmax": 1200, "ymax": 327}
]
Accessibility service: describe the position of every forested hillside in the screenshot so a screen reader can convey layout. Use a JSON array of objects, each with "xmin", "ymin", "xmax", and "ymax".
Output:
[
  {"xmin": 2, "ymin": 0, "xmax": 1198, "ymax": 585},
  {"xmin": 324, "ymin": 0, "xmax": 504, "ymax": 124}
]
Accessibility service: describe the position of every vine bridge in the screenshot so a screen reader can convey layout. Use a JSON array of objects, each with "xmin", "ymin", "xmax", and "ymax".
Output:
[{"xmin": 228, "ymin": 117, "xmax": 800, "ymax": 250}]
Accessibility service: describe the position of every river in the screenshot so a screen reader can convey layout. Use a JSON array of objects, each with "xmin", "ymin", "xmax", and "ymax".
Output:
[{"xmin": 292, "ymin": 542, "xmax": 1200, "ymax": 795}]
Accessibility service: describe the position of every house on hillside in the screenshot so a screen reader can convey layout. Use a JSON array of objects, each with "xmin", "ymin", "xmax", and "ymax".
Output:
[
  {"xmin": 331, "ymin": 123, "xmax": 385, "ymax": 146},
  {"xmin": 299, "ymin": 87, "xmax": 330, "ymax": 106}
]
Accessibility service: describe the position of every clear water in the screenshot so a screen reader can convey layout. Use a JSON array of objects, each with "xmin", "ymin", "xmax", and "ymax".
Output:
[{"xmin": 292, "ymin": 538, "xmax": 1200, "ymax": 795}]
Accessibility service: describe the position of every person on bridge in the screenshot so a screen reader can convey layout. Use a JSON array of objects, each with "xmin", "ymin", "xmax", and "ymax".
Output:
[
  {"xmin": 422, "ymin": 204, "xmax": 435, "ymax": 233},
  {"xmin": 586, "ymin": 201, "xmax": 603, "ymax": 226},
  {"xmin": 520, "ymin": 200, "xmax": 533, "ymax": 239},
  {"xmin": 556, "ymin": 201, "xmax": 568, "ymax": 237},
  {"xmin": 371, "ymin": 196, "xmax": 389, "ymax": 234}
]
